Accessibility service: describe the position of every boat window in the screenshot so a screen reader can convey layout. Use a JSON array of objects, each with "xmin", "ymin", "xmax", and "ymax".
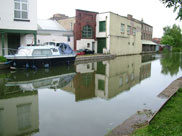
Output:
[
  {"xmin": 32, "ymin": 49, "xmax": 52, "ymax": 56},
  {"xmin": 42, "ymin": 49, "xmax": 52, "ymax": 55},
  {"xmin": 17, "ymin": 48, "xmax": 31, "ymax": 56},
  {"xmin": 60, "ymin": 44, "xmax": 67, "ymax": 51},
  {"xmin": 43, "ymin": 42, "xmax": 56, "ymax": 46}
]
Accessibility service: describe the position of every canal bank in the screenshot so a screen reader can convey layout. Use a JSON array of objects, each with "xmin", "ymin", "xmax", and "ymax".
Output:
[
  {"xmin": 107, "ymin": 77, "xmax": 182, "ymax": 136},
  {"xmin": 75, "ymin": 54, "xmax": 116, "ymax": 64}
]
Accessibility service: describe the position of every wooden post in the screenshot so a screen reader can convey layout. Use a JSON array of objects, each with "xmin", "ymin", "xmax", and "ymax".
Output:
[{"xmin": 1, "ymin": 33, "xmax": 5, "ymax": 56}]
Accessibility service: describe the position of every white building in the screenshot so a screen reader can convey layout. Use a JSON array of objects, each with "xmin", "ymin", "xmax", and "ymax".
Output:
[
  {"xmin": 0, "ymin": 0, "xmax": 37, "ymax": 56},
  {"xmin": 37, "ymin": 19, "xmax": 74, "ymax": 49}
]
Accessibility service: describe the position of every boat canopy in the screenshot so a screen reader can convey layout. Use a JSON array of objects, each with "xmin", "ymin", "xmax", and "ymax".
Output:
[{"xmin": 58, "ymin": 43, "xmax": 74, "ymax": 54}]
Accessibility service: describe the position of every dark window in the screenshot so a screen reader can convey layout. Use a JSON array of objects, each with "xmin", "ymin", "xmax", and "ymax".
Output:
[
  {"xmin": 82, "ymin": 25, "xmax": 93, "ymax": 38},
  {"xmin": 98, "ymin": 79, "xmax": 105, "ymax": 91},
  {"xmin": 99, "ymin": 21, "xmax": 106, "ymax": 32},
  {"xmin": 67, "ymin": 36, "xmax": 70, "ymax": 42}
]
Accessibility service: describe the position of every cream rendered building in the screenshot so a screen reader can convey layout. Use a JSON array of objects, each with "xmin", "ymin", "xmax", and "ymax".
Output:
[{"xmin": 96, "ymin": 12, "xmax": 142, "ymax": 55}]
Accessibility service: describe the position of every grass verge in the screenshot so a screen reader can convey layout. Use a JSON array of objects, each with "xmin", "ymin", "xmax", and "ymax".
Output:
[{"xmin": 132, "ymin": 88, "xmax": 182, "ymax": 136}]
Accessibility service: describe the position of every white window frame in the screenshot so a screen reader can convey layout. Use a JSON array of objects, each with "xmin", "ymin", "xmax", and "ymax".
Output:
[
  {"xmin": 121, "ymin": 24, "xmax": 125, "ymax": 33},
  {"xmin": 133, "ymin": 27, "xmax": 136, "ymax": 36},
  {"xmin": 14, "ymin": 0, "xmax": 28, "ymax": 20}
]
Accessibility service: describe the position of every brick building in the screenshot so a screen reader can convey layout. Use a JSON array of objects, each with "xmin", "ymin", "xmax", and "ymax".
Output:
[{"xmin": 73, "ymin": 9, "xmax": 98, "ymax": 50}]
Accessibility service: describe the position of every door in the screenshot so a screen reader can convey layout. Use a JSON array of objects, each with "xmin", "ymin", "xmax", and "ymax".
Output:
[
  {"xmin": 97, "ymin": 38, "xmax": 106, "ymax": 53},
  {"xmin": 8, "ymin": 34, "xmax": 20, "ymax": 54}
]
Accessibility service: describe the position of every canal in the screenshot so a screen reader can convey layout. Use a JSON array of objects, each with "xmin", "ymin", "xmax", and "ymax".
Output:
[{"xmin": 0, "ymin": 53, "xmax": 181, "ymax": 136}]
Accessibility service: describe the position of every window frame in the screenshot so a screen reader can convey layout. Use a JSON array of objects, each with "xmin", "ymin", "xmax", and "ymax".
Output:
[
  {"xmin": 133, "ymin": 27, "xmax": 136, "ymax": 36},
  {"xmin": 14, "ymin": 0, "xmax": 29, "ymax": 20},
  {"xmin": 82, "ymin": 25, "xmax": 93, "ymax": 39},
  {"xmin": 121, "ymin": 24, "xmax": 125, "ymax": 33},
  {"xmin": 127, "ymin": 25, "xmax": 131, "ymax": 35},
  {"xmin": 99, "ymin": 21, "xmax": 106, "ymax": 32}
]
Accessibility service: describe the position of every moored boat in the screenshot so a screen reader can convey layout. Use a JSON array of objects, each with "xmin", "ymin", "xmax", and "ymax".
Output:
[{"xmin": 4, "ymin": 43, "xmax": 76, "ymax": 69}]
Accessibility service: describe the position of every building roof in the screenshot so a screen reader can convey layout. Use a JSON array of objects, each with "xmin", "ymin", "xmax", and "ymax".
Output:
[
  {"xmin": 76, "ymin": 9, "xmax": 98, "ymax": 14},
  {"xmin": 142, "ymin": 40, "xmax": 158, "ymax": 45},
  {"xmin": 38, "ymin": 19, "xmax": 66, "ymax": 31},
  {"xmin": 98, "ymin": 12, "xmax": 152, "ymax": 27}
]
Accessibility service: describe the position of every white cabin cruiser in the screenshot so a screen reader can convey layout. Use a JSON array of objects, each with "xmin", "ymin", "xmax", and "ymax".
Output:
[{"xmin": 4, "ymin": 43, "xmax": 76, "ymax": 69}]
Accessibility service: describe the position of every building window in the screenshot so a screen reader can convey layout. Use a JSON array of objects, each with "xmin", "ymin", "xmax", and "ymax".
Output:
[
  {"xmin": 98, "ymin": 79, "xmax": 105, "ymax": 91},
  {"xmin": 82, "ymin": 25, "xmax": 93, "ymax": 38},
  {"xmin": 14, "ymin": 0, "xmax": 28, "ymax": 20},
  {"xmin": 99, "ymin": 21, "xmax": 106, "ymax": 32},
  {"xmin": 133, "ymin": 27, "xmax": 136, "ymax": 36},
  {"xmin": 121, "ymin": 24, "xmax": 125, "ymax": 33},
  {"xmin": 119, "ymin": 77, "xmax": 123, "ymax": 87},
  {"xmin": 127, "ymin": 26, "xmax": 131, "ymax": 35},
  {"xmin": 87, "ymin": 43, "xmax": 90, "ymax": 48},
  {"xmin": 17, "ymin": 104, "xmax": 31, "ymax": 130}
]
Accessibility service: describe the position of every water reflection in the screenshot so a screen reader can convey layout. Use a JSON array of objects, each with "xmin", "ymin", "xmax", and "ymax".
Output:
[
  {"xmin": 0, "ymin": 87, "xmax": 39, "ymax": 136},
  {"xmin": 0, "ymin": 54, "xmax": 167, "ymax": 136},
  {"xmin": 161, "ymin": 53, "xmax": 182, "ymax": 76},
  {"xmin": 0, "ymin": 66, "xmax": 76, "ymax": 136}
]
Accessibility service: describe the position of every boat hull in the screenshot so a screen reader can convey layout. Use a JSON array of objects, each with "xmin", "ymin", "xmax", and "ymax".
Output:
[{"xmin": 7, "ymin": 56, "xmax": 76, "ymax": 69}]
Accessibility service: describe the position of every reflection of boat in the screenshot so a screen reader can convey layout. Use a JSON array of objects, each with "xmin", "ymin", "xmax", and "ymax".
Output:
[
  {"xmin": 6, "ymin": 73, "xmax": 75, "ymax": 91},
  {"xmin": 5, "ymin": 66, "xmax": 76, "ymax": 91},
  {"xmin": 4, "ymin": 43, "xmax": 76, "ymax": 69}
]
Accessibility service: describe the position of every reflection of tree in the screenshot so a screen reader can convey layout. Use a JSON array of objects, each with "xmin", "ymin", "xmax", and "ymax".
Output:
[{"xmin": 160, "ymin": 53, "xmax": 182, "ymax": 76}]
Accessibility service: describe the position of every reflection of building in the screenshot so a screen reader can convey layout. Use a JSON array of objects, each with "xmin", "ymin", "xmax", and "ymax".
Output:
[
  {"xmin": 73, "ymin": 73, "xmax": 95, "ymax": 101},
  {"xmin": 95, "ymin": 55, "xmax": 142, "ymax": 99},
  {"xmin": 63, "ymin": 55, "xmax": 152, "ymax": 101},
  {"xmin": 0, "ymin": 90, "xmax": 39, "ymax": 136},
  {"xmin": 63, "ymin": 63, "xmax": 96, "ymax": 101},
  {"xmin": 140, "ymin": 62, "xmax": 151, "ymax": 81}
]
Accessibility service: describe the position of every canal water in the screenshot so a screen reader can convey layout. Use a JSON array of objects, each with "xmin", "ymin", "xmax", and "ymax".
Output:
[{"xmin": 0, "ymin": 53, "xmax": 181, "ymax": 136}]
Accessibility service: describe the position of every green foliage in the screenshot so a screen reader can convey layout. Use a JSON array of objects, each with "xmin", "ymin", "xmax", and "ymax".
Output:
[
  {"xmin": 160, "ymin": 53, "xmax": 182, "ymax": 76},
  {"xmin": 0, "ymin": 56, "xmax": 7, "ymax": 62},
  {"xmin": 132, "ymin": 88, "xmax": 182, "ymax": 136},
  {"xmin": 161, "ymin": 35, "xmax": 174, "ymax": 45},
  {"xmin": 160, "ymin": 0, "xmax": 182, "ymax": 20},
  {"xmin": 161, "ymin": 24, "xmax": 182, "ymax": 48},
  {"xmin": 172, "ymin": 47, "xmax": 182, "ymax": 52}
]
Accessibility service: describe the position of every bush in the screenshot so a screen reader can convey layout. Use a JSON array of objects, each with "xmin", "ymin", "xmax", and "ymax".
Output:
[{"xmin": 0, "ymin": 56, "xmax": 7, "ymax": 62}]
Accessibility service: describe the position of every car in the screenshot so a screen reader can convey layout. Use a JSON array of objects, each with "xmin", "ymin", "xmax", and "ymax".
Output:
[
  {"xmin": 83, "ymin": 49, "xmax": 94, "ymax": 54},
  {"xmin": 75, "ymin": 49, "xmax": 85, "ymax": 55}
]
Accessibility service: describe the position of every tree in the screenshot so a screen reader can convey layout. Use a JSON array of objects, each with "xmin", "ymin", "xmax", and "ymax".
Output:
[
  {"xmin": 160, "ymin": 0, "xmax": 182, "ymax": 20},
  {"xmin": 161, "ymin": 24, "xmax": 182, "ymax": 48}
]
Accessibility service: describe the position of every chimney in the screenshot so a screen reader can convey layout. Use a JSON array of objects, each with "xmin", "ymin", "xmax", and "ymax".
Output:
[{"xmin": 127, "ymin": 14, "xmax": 133, "ymax": 20}]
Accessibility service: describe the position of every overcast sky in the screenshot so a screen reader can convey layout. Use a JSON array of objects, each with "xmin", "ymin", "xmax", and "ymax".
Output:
[{"xmin": 37, "ymin": 0, "xmax": 182, "ymax": 38}]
